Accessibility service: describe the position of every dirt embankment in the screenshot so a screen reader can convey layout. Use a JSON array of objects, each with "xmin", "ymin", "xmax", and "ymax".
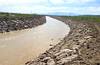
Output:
[
  {"xmin": 0, "ymin": 16, "xmax": 46, "ymax": 33},
  {"xmin": 26, "ymin": 16, "xmax": 100, "ymax": 65}
]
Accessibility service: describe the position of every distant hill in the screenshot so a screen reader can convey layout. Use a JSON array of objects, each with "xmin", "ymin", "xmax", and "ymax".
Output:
[{"xmin": 44, "ymin": 12, "xmax": 78, "ymax": 16}]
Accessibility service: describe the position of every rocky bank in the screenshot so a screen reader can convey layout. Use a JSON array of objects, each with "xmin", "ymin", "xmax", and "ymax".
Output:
[
  {"xmin": 25, "ymin": 16, "xmax": 100, "ymax": 65},
  {"xmin": 0, "ymin": 16, "xmax": 46, "ymax": 33}
]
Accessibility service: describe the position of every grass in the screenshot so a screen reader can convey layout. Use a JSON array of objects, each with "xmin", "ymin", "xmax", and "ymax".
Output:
[
  {"xmin": 61, "ymin": 15, "xmax": 100, "ymax": 22},
  {"xmin": 0, "ymin": 12, "xmax": 42, "ymax": 17}
]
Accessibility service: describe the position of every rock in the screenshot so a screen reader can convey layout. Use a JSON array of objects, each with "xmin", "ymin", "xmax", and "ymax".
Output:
[
  {"xmin": 49, "ymin": 44, "xmax": 53, "ymax": 46},
  {"xmin": 60, "ymin": 49, "xmax": 73, "ymax": 52},
  {"xmin": 42, "ymin": 57, "xmax": 55, "ymax": 65},
  {"xmin": 43, "ymin": 57, "xmax": 51, "ymax": 60},
  {"xmin": 78, "ymin": 39, "xmax": 86, "ymax": 44},
  {"xmin": 54, "ymin": 49, "xmax": 73, "ymax": 56},
  {"xmin": 72, "ymin": 45, "xmax": 80, "ymax": 50},
  {"xmin": 84, "ymin": 36, "xmax": 92, "ymax": 39},
  {"xmin": 57, "ymin": 54, "xmax": 78, "ymax": 64},
  {"xmin": 47, "ymin": 59, "xmax": 55, "ymax": 65},
  {"xmin": 87, "ymin": 29, "xmax": 92, "ymax": 33},
  {"xmin": 39, "ymin": 62, "xmax": 46, "ymax": 65},
  {"xmin": 0, "ymin": 16, "xmax": 46, "ymax": 33},
  {"xmin": 25, "ymin": 16, "xmax": 100, "ymax": 65},
  {"xmin": 75, "ymin": 33, "xmax": 82, "ymax": 36}
]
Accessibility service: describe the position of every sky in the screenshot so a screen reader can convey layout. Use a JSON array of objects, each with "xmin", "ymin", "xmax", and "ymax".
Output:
[{"xmin": 0, "ymin": 0, "xmax": 100, "ymax": 15}]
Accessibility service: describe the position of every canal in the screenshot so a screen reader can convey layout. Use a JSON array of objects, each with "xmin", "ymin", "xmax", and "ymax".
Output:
[{"xmin": 0, "ymin": 16, "xmax": 70, "ymax": 65}]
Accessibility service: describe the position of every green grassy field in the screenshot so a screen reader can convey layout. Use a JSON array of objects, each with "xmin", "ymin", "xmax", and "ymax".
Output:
[
  {"xmin": 0, "ymin": 12, "xmax": 41, "ymax": 17},
  {"xmin": 61, "ymin": 15, "xmax": 100, "ymax": 22}
]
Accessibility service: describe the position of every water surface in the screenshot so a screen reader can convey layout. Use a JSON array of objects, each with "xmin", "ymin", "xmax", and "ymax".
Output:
[{"xmin": 0, "ymin": 16, "xmax": 70, "ymax": 65}]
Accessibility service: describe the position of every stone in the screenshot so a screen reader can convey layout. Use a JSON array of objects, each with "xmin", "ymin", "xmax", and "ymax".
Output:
[
  {"xmin": 72, "ymin": 45, "xmax": 80, "ymax": 50},
  {"xmin": 49, "ymin": 44, "xmax": 53, "ymax": 46},
  {"xmin": 78, "ymin": 39, "xmax": 86, "ymax": 44},
  {"xmin": 24, "ymin": 16, "xmax": 100, "ymax": 65},
  {"xmin": 0, "ymin": 16, "xmax": 46, "ymax": 33},
  {"xmin": 39, "ymin": 62, "xmax": 46, "ymax": 65},
  {"xmin": 54, "ymin": 49, "xmax": 73, "ymax": 56},
  {"xmin": 84, "ymin": 36, "xmax": 92, "ymax": 39},
  {"xmin": 43, "ymin": 57, "xmax": 51, "ymax": 60},
  {"xmin": 60, "ymin": 49, "xmax": 73, "ymax": 52},
  {"xmin": 57, "ymin": 54, "xmax": 78, "ymax": 64},
  {"xmin": 47, "ymin": 59, "xmax": 55, "ymax": 65}
]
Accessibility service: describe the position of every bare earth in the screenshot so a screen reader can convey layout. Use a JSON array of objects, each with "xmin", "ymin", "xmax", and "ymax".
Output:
[{"xmin": 26, "ymin": 16, "xmax": 100, "ymax": 65}]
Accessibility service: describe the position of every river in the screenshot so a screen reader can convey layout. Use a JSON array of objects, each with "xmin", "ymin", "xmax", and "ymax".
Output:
[{"xmin": 0, "ymin": 16, "xmax": 70, "ymax": 65}]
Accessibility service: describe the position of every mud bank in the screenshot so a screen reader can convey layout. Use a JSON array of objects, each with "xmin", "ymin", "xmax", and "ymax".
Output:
[
  {"xmin": 26, "ymin": 16, "xmax": 100, "ymax": 65},
  {"xmin": 0, "ymin": 16, "xmax": 46, "ymax": 33}
]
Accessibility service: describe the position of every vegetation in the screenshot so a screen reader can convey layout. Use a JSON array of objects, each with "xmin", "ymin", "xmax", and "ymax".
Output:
[
  {"xmin": 61, "ymin": 15, "xmax": 100, "ymax": 22},
  {"xmin": 0, "ymin": 12, "xmax": 41, "ymax": 17}
]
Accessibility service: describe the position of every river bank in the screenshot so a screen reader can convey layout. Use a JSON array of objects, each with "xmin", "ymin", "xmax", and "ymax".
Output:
[
  {"xmin": 26, "ymin": 16, "xmax": 100, "ymax": 65},
  {"xmin": 0, "ymin": 16, "xmax": 46, "ymax": 33}
]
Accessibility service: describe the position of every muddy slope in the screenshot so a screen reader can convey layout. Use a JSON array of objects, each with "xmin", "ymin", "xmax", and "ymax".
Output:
[
  {"xmin": 26, "ymin": 16, "xmax": 100, "ymax": 65},
  {"xmin": 0, "ymin": 16, "xmax": 46, "ymax": 33}
]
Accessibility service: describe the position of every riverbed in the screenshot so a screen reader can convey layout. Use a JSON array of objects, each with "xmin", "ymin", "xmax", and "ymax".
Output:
[{"xmin": 0, "ymin": 16, "xmax": 70, "ymax": 65}]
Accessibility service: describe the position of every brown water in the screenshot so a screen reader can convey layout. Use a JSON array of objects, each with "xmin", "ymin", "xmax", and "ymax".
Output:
[{"xmin": 0, "ymin": 16, "xmax": 70, "ymax": 65}]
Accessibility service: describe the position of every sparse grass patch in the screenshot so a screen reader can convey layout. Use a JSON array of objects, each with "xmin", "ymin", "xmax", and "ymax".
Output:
[
  {"xmin": 0, "ymin": 12, "xmax": 42, "ymax": 17},
  {"xmin": 61, "ymin": 15, "xmax": 100, "ymax": 22}
]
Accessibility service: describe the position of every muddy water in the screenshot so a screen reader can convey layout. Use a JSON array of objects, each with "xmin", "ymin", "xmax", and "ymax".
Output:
[{"xmin": 0, "ymin": 16, "xmax": 70, "ymax": 65}]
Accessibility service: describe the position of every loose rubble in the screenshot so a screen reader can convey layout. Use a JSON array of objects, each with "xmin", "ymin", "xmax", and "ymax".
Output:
[
  {"xmin": 25, "ymin": 16, "xmax": 100, "ymax": 65},
  {"xmin": 0, "ymin": 16, "xmax": 46, "ymax": 33}
]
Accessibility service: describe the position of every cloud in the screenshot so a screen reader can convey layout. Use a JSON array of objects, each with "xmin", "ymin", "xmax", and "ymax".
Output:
[
  {"xmin": 49, "ymin": 0, "xmax": 64, "ymax": 4},
  {"xmin": 1, "ymin": 5, "xmax": 100, "ymax": 15},
  {"xmin": 0, "ymin": 0, "xmax": 99, "ymax": 15},
  {"xmin": 0, "ymin": 0, "xmax": 48, "ymax": 11},
  {"xmin": 0, "ymin": 0, "xmax": 47, "ymax": 3},
  {"xmin": 24, "ymin": 6, "xmax": 69, "ymax": 13},
  {"xmin": 50, "ymin": 0, "xmax": 96, "ymax": 4},
  {"xmin": 73, "ymin": 7, "xmax": 100, "ymax": 12},
  {"xmin": 69, "ymin": 7, "xmax": 100, "ymax": 14},
  {"xmin": 88, "ymin": 7, "xmax": 100, "ymax": 11},
  {"xmin": 0, "ymin": 5, "xmax": 69, "ymax": 14},
  {"xmin": 0, "ymin": 0, "xmax": 97, "ymax": 6},
  {"xmin": 74, "ymin": 0, "xmax": 96, "ymax": 3},
  {"xmin": 0, "ymin": 0, "xmax": 47, "ymax": 6}
]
